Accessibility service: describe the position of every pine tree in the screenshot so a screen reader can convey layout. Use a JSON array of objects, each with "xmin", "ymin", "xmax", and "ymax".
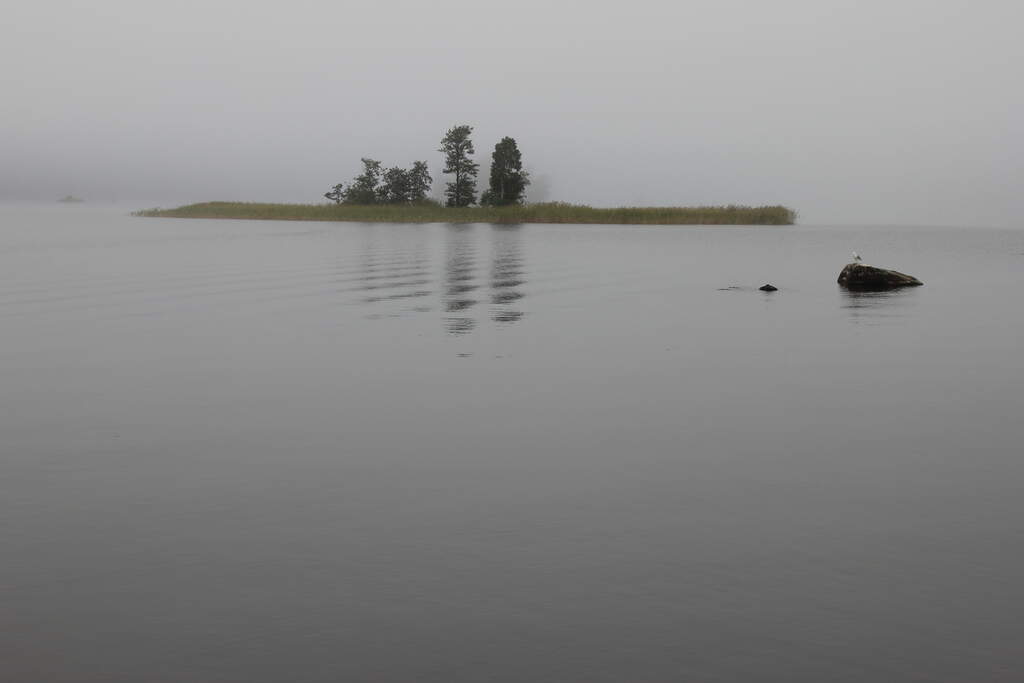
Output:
[
  {"xmin": 379, "ymin": 167, "xmax": 411, "ymax": 203},
  {"xmin": 346, "ymin": 158, "xmax": 383, "ymax": 204},
  {"xmin": 408, "ymin": 161, "xmax": 432, "ymax": 202},
  {"xmin": 324, "ymin": 183, "xmax": 346, "ymax": 204},
  {"xmin": 438, "ymin": 125, "xmax": 478, "ymax": 207}
]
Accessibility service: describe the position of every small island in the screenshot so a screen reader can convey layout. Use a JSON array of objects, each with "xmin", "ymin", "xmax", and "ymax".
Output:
[
  {"xmin": 135, "ymin": 201, "xmax": 797, "ymax": 225},
  {"xmin": 58, "ymin": 195, "xmax": 84, "ymax": 203},
  {"xmin": 135, "ymin": 124, "xmax": 796, "ymax": 226}
]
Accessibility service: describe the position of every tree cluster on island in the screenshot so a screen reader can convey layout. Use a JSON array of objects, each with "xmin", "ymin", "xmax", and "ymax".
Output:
[
  {"xmin": 325, "ymin": 125, "xmax": 529, "ymax": 208},
  {"xmin": 324, "ymin": 159, "xmax": 432, "ymax": 205}
]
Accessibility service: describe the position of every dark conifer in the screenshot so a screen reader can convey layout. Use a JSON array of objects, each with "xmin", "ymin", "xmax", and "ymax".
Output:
[{"xmin": 480, "ymin": 137, "xmax": 530, "ymax": 206}]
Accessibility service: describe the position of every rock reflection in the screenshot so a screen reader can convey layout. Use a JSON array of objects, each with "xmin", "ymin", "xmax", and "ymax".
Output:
[
  {"xmin": 490, "ymin": 225, "xmax": 525, "ymax": 324},
  {"xmin": 443, "ymin": 225, "xmax": 478, "ymax": 334},
  {"xmin": 840, "ymin": 287, "xmax": 920, "ymax": 325}
]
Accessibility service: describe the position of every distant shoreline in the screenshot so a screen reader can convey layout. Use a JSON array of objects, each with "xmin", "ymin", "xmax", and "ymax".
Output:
[{"xmin": 135, "ymin": 202, "xmax": 797, "ymax": 225}]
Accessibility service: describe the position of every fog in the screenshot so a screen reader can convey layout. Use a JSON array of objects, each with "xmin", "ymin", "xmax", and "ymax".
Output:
[{"xmin": 3, "ymin": 0, "xmax": 1021, "ymax": 226}]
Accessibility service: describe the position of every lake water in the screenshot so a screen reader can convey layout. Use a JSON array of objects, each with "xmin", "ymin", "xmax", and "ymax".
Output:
[{"xmin": 3, "ymin": 203, "xmax": 1023, "ymax": 682}]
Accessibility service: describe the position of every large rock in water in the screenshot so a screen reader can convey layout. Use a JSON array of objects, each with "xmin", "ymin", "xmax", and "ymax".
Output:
[{"xmin": 838, "ymin": 262, "xmax": 923, "ymax": 290}]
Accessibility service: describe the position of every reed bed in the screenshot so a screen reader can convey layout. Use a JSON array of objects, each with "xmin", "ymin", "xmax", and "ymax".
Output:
[{"xmin": 135, "ymin": 201, "xmax": 797, "ymax": 225}]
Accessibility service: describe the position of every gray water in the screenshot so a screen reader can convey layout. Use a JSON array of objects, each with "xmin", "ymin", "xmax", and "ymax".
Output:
[{"xmin": 3, "ymin": 204, "xmax": 1023, "ymax": 682}]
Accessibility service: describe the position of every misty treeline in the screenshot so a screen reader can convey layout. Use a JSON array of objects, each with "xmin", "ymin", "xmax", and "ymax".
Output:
[{"xmin": 325, "ymin": 125, "xmax": 529, "ymax": 208}]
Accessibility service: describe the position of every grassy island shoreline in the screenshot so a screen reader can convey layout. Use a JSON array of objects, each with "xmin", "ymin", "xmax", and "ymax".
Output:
[{"xmin": 135, "ymin": 202, "xmax": 797, "ymax": 225}]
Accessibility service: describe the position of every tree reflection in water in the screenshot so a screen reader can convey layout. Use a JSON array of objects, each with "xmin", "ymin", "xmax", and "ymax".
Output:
[
  {"xmin": 443, "ymin": 225, "xmax": 478, "ymax": 335},
  {"xmin": 490, "ymin": 224, "xmax": 525, "ymax": 325}
]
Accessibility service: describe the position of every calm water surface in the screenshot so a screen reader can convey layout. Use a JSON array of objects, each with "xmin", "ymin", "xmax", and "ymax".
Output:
[{"xmin": 2, "ymin": 204, "xmax": 1023, "ymax": 682}]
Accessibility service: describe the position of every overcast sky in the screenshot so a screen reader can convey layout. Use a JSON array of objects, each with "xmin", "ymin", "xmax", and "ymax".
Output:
[{"xmin": 2, "ymin": 0, "xmax": 1021, "ymax": 225}]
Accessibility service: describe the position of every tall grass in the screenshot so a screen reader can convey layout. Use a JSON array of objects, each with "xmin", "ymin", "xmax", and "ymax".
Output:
[{"xmin": 134, "ymin": 201, "xmax": 797, "ymax": 225}]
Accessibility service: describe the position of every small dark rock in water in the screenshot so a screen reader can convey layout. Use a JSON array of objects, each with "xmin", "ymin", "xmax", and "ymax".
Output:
[
  {"xmin": 838, "ymin": 262, "xmax": 923, "ymax": 290},
  {"xmin": 759, "ymin": 284, "xmax": 778, "ymax": 292}
]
